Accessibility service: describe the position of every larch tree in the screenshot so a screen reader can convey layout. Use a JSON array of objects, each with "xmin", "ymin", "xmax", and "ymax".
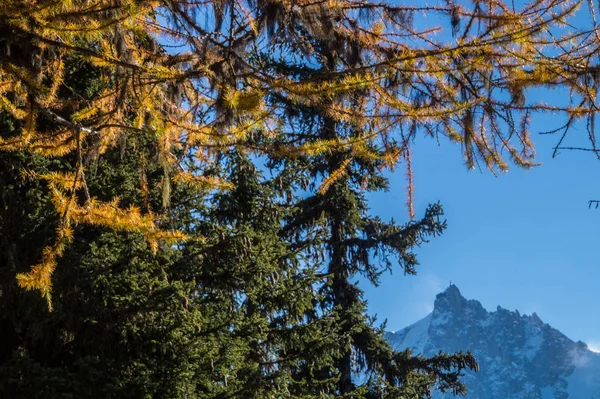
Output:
[{"xmin": 1, "ymin": 0, "xmax": 600, "ymax": 398}]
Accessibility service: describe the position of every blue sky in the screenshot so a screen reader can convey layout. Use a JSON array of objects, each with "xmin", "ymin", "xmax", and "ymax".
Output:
[
  {"xmin": 356, "ymin": 0, "xmax": 600, "ymax": 354},
  {"xmin": 362, "ymin": 104, "xmax": 600, "ymax": 351},
  {"xmin": 207, "ymin": 0, "xmax": 600, "ymax": 351}
]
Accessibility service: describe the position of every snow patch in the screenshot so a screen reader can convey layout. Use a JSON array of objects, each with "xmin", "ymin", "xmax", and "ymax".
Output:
[
  {"xmin": 391, "ymin": 313, "xmax": 432, "ymax": 354},
  {"xmin": 523, "ymin": 322, "xmax": 544, "ymax": 360}
]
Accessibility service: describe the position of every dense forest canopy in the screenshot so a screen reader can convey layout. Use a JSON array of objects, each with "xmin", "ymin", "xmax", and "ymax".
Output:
[{"xmin": 1, "ymin": 0, "xmax": 599, "ymax": 397}]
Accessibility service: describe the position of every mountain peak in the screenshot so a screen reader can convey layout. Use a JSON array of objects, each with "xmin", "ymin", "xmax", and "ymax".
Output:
[
  {"xmin": 530, "ymin": 311, "xmax": 544, "ymax": 326},
  {"xmin": 388, "ymin": 288, "xmax": 600, "ymax": 398},
  {"xmin": 444, "ymin": 283, "xmax": 462, "ymax": 296},
  {"xmin": 433, "ymin": 283, "xmax": 467, "ymax": 312}
]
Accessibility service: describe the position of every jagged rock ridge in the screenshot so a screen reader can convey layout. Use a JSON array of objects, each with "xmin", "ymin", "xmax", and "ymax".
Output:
[{"xmin": 386, "ymin": 285, "xmax": 600, "ymax": 398}]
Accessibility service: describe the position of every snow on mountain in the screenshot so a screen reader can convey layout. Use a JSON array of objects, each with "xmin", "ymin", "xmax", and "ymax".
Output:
[{"xmin": 386, "ymin": 285, "xmax": 600, "ymax": 398}]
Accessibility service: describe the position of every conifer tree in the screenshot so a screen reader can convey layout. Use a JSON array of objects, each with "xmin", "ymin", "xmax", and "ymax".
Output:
[
  {"xmin": 0, "ymin": 126, "xmax": 213, "ymax": 397},
  {"xmin": 263, "ymin": 23, "xmax": 478, "ymax": 397},
  {"xmin": 0, "ymin": 88, "xmax": 327, "ymax": 398},
  {"xmin": 0, "ymin": 53, "xmax": 312, "ymax": 398}
]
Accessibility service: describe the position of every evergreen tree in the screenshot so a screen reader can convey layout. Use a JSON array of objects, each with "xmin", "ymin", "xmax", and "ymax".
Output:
[
  {"xmin": 0, "ymin": 132, "xmax": 211, "ymax": 398},
  {"xmin": 264, "ymin": 38, "xmax": 478, "ymax": 397},
  {"xmin": 182, "ymin": 151, "xmax": 332, "ymax": 397},
  {"xmin": 0, "ymin": 55, "xmax": 309, "ymax": 398}
]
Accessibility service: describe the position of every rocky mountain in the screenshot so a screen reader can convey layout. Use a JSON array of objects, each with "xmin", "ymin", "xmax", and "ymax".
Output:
[{"xmin": 386, "ymin": 285, "xmax": 600, "ymax": 398}]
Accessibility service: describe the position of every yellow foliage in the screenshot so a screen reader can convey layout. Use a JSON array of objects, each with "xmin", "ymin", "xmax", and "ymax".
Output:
[
  {"xmin": 49, "ymin": 190, "xmax": 188, "ymax": 254},
  {"xmin": 0, "ymin": 0, "xmax": 594, "ymax": 304},
  {"xmin": 224, "ymin": 89, "xmax": 264, "ymax": 112},
  {"xmin": 36, "ymin": 170, "xmax": 85, "ymax": 191},
  {"xmin": 318, "ymin": 158, "xmax": 351, "ymax": 195},
  {"xmin": 15, "ymin": 169, "xmax": 188, "ymax": 307},
  {"xmin": 16, "ymin": 223, "xmax": 74, "ymax": 310},
  {"xmin": 173, "ymin": 172, "xmax": 234, "ymax": 192},
  {"xmin": 71, "ymin": 106, "xmax": 100, "ymax": 122}
]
